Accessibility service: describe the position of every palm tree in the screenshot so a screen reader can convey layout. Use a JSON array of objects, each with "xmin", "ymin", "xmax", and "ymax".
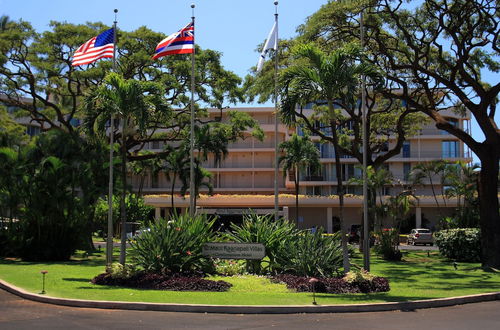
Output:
[
  {"xmin": 443, "ymin": 161, "xmax": 480, "ymax": 227},
  {"xmin": 0, "ymin": 15, "xmax": 10, "ymax": 31},
  {"xmin": 280, "ymin": 43, "xmax": 374, "ymax": 273},
  {"xmin": 279, "ymin": 134, "xmax": 320, "ymax": 223},
  {"xmin": 349, "ymin": 165, "xmax": 393, "ymax": 231},
  {"xmin": 163, "ymin": 146, "xmax": 190, "ymax": 212},
  {"xmin": 410, "ymin": 160, "xmax": 447, "ymax": 217},
  {"xmin": 85, "ymin": 72, "xmax": 163, "ymax": 265},
  {"xmin": 179, "ymin": 159, "xmax": 213, "ymax": 209}
]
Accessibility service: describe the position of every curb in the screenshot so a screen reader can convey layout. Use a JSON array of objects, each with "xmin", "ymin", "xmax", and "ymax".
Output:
[{"xmin": 1, "ymin": 279, "xmax": 499, "ymax": 314}]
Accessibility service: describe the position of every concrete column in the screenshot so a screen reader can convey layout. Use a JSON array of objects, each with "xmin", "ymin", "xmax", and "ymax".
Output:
[
  {"xmin": 416, "ymin": 207, "xmax": 422, "ymax": 228},
  {"xmin": 155, "ymin": 207, "xmax": 161, "ymax": 220},
  {"xmin": 283, "ymin": 206, "xmax": 289, "ymax": 220},
  {"xmin": 326, "ymin": 207, "xmax": 333, "ymax": 233}
]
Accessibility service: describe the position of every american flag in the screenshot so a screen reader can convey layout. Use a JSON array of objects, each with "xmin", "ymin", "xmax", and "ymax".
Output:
[
  {"xmin": 153, "ymin": 22, "xmax": 194, "ymax": 60},
  {"xmin": 72, "ymin": 28, "xmax": 115, "ymax": 66}
]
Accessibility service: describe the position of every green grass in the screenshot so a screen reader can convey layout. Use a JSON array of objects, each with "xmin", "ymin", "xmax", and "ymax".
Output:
[{"xmin": 0, "ymin": 249, "xmax": 499, "ymax": 305}]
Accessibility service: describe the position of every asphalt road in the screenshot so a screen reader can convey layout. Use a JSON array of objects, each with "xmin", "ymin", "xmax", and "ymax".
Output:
[{"xmin": 1, "ymin": 289, "xmax": 499, "ymax": 330}]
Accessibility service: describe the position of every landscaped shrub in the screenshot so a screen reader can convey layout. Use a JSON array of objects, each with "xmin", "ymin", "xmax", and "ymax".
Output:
[
  {"xmin": 273, "ymin": 229, "xmax": 343, "ymax": 277},
  {"xmin": 214, "ymin": 259, "xmax": 246, "ymax": 276},
  {"xmin": 225, "ymin": 212, "xmax": 299, "ymax": 275},
  {"xmin": 130, "ymin": 213, "xmax": 217, "ymax": 274},
  {"xmin": 92, "ymin": 271, "xmax": 232, "ymax": 292},
  {"xmin": 434, "ymin": 228, "xmax": 481, "ymax": 262},
  {"xmin": 374, "ymin": 228, "xmax": 402, "ymax": 261},
  {"xmin": 271, "ymin": 271, "xmax": 390, "ymax": 294}
]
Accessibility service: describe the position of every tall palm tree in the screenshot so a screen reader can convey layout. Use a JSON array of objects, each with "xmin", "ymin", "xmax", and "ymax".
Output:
[
  {"xmin": 279, "ymin": 134, "xmax": 320, "ymax": 223},
  {"xmin": 280, "ymin": 43, "xmax": 374, "ymax": 273},
  {"xmin": 85, "ymin": 72, "xmax": 163, "ymax": 265}
]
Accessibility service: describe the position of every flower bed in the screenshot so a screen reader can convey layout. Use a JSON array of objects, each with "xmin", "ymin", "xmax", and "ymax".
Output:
[
  {"xmin": 92, "ymin": 271, "xmax": 232, "ymax": 292},
  {"xmin": 271, "ymin": 273, "xmax": 390, "ymax": 294}
]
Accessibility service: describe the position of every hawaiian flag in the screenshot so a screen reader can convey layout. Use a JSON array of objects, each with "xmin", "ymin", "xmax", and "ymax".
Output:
[
  {"xmin": 72, "ymin": 28, "xmax": 115, "ymax": 66},
  {"xmin": 153, "ymin": 22, "xmax": 194, "ymax": 59}
]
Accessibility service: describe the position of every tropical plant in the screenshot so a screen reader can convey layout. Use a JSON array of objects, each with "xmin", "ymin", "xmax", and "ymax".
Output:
[
  {"xmin": 273, "ymin": 229, "xmax": 343, "ymax": 277},
  {"xmin": 386, "ymin": 189, "xmax": 418, "ymax": 232},
  {"xmin": 443, "ymin": 162, "xmax": 480, "ymax": 228},
  {"xmin": 179, "ymin": 159, "xmax": 214, "ymax": 209},
  {"xmin": 94, "ymin": 194, "xmax": 154, "ymax": 238},
  {"xmin": 279, "ymin": 134, "xmax": 320, "ymax": 222},
  {"xmin": 411, "ymin": 160, "xmax": 448, "ymax": 217},
  {"xmin": 278, "ymin": 43, "xmax": 379, "ymax": 273},
  {"xmin": 349, "ymin": 165, "xmax": 393, "ymax": 231},
  {"xmin": 85, "ymin": 72, "xmax": 166, "ymax": 264},
  {"xmin": 374, "ymin": 228, "xmax": 402, "ymax": 261},
  {"xmin": 162, "ymin": 146, "xmax": 190, "ymax": 211},
  {"xmin": 224, "ymin": 212, "xmax": 299, "ymax": 275},
  {"xmin": 130, "ymin": 213, "xmax": 217, "ymax": 274}
]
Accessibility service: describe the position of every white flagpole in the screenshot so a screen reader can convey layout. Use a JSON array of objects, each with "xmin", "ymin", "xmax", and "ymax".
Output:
[
  {"xmin": 274, "ymin": 1, "xmax": 279, "ymax": 221},
  {"xmin": 106, "ymin": 9, "xmax": 118, "ymax": 268},
  {"xmin": 189, "ymin": 4, "xmax": 196, "ymax": 217},
  {"xmin": 361, "ymin": 8, "xmax": 370, "ymax": 272}
]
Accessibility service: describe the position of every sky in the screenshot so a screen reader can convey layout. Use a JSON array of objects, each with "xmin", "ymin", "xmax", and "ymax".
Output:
[{"xmin": 1, "ymin": 0, "xmax": 496, "ymax": 164}]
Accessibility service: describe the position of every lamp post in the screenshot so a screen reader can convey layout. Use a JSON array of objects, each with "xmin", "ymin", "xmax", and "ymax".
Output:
[{"xmin": 40, "ymin": 270, "xmax": 48, "ymax": 294}]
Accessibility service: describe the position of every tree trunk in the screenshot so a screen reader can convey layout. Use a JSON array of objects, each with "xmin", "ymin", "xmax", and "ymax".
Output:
[
  {"xmin": 477, "ymin": 150, "xmax": 500, "ymax": 269},
  {"xmin": 171, "ymin": 176, "xmax": 176, "ymax": 214},
  {"xmin": 332, "ymin": 130, "xmax": 349, "ymax": 273},
  {"xmin": 119, "ymin": 118, "xmax": 127, "ymax": 265}
]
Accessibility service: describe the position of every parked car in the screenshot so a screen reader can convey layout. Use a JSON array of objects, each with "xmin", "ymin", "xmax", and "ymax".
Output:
[
  {"xmin": 407, "ymin": 228, "xmax": 434, "ymax": 246},
  {"xmin": 126, "ymin": 228, "xmax": 150, "ymax": 240}
]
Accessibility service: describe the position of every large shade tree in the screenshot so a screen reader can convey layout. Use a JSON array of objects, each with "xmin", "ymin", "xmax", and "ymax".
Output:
[{"xmin": 300, "ymin": 0, "xmax": 500, "ymax": 268}]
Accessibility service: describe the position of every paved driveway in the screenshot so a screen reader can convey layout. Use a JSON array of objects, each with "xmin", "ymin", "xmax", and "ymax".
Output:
[{"xmin": 1, "ymin": 289, "xmax": 499, "ymax": 330}]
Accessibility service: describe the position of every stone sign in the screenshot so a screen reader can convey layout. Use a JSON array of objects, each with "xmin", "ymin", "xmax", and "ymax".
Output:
[{"xmin": 202, "ymin": 242, "xmax": 265, "ymax": 260}]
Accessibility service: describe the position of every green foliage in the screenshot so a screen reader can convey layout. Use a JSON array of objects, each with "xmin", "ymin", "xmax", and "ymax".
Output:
[
  {"xmin": 274, "ymin": 229, "xmax": 344, "ymax": 277},
  {"xmin": 0, "ymin": 130, "xmax": 109, "ymax": 260},
  {"xmin": 94, "ymin": 194, "xmax": 153, "ymax": 237},
  {"xmin": 214, "ymin": 259, "xmax": 247, "ymax": 276},
  {"xmin": 434, "ymin": 228, "xmax": 481, "ymax": 262},
  {"xmin": 374, "ymin": 229, "xmax": 402, "ymax": 261},
  {"xmin": 343, "ymin": 269, "xmax": 375, "ymax": 284},
  {"xmin": 224, "ymin": 213, "xmax": 299, "ymax": 275},
  {"xmin": 130, "ymin": 213, "xmax": 216, "ymax": 274},
  {"xmin": 107, "ymin": 262, "xmax": 139, "ymax": 280}
]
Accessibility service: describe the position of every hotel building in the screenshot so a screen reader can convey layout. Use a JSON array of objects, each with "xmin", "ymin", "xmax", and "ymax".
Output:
[{"xmin": 141, "ymin": 106, "xmax": 472, "ymax": 232}]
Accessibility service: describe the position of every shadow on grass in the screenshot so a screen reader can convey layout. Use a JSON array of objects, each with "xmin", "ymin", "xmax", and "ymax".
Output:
[{"xmin": 62, "ymin": 278, "xmax": 92, "ymax": 283}]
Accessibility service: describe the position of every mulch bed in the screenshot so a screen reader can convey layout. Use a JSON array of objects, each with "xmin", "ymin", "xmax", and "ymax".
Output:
[
  {"xmin": 92, "ymin": 272, "xmax": 232, "ymax": 292},
  {"xmin": 271, "ymin": 274, "xmax": 390, "ymax": 294}
]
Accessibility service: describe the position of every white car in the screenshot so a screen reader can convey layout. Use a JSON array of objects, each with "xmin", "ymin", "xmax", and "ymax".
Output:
[
  {"xmin": 407, "ymin": 228, "xmax": 434, "ymax": 246},
  {"xmin": 126, "ymin": 228, "xmax": 150, "ymax": 240}
]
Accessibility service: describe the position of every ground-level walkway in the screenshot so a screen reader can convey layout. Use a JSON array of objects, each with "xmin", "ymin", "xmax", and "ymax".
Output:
[{"xmin": 1, "ymin": 288, "xmax": 500, "ymax": 330}]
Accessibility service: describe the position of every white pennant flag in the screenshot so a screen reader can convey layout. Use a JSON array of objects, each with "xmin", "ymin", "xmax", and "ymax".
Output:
[{"xmin": 256, "ymin": 22, "xmax": 278, "ymax": 72}]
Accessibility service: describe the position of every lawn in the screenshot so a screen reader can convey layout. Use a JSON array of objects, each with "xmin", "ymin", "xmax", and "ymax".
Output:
[{"xmin": 0, "ymin": 249, "xmax": 499, "ymax": 305}]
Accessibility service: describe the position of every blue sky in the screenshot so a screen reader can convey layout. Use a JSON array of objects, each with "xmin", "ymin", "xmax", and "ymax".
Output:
[{"xmin": 2, "ymin": 0, "xmax": 495, "ymax": 164}]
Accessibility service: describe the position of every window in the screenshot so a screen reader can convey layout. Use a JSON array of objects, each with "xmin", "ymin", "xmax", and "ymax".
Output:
[
  {"xmin": 403, "ymin": 163, "xmax": 411, "ymax": 181},
  {"xmin": 441, "ymin": 118, "xmax": 458, "ymax": 135},
  {"xmin": 442, "ymin": 141, "xmax": 458, "ymax": 158},
  {"xmin": 26, "ymin": 125, "xmax": 40, "ymax": 137},
  {"xmin": 151, "ymin": 173, "xmax": 159, "ymax": 188},
  {"xmin": 306, "ymin": 186, "xmax": 322, "ymax": 196},
  {"xmin": 402, "ymin": 141, "xmax": 411, "ymax": 158}
]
